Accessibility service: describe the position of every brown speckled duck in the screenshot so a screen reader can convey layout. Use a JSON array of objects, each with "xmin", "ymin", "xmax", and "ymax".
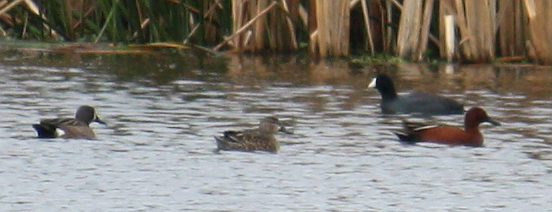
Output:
[{"xmin": 215, "ymin": 116, "xmax": 292, "ymax": 153}]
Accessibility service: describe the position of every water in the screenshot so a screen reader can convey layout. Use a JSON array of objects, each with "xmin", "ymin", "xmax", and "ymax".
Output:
[{"xmin": 0, "ymin": 51, "xmax": 551, "ymax": 211}]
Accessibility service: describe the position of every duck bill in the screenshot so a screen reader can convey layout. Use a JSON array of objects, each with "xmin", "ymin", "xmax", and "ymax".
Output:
[
  {"xmin": 94, "ymin": 116, "xmax": 107, "ymax": 125},
  {"xmin": 278, "ymin": 126, "xmax": 293, "ymax": 134},
  {"xmin": 485, "ymin": 118, "xmax": 501, "ymax": 126},
  {"xmin": 367, "ymin": 77, "xmax": 377, "ymax": 88}
]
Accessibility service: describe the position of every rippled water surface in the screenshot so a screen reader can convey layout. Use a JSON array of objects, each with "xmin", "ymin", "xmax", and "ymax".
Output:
[{"xmin": 1, "ymin": 50, "xmax": 552, "ymax": 211}]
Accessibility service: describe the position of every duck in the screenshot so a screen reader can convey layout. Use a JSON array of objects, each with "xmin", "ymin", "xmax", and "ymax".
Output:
[
  {"xmin": 33, "ymin": 105, "xmax": 106, "ymax": 139},
  {"xmin": 368, "ymin": 74, "xmax": 464, "ymax": 115},
  {"xmin": 394, "ymin": 107, "xmax": 500, "ymax": 147},
  {"xmin": 215, "ymin": 116, "xmax": 292, "ymax": 153}
]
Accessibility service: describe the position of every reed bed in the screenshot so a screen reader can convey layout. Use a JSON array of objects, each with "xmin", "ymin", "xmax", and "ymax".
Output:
[
  {"xmin": 524, "ymin": 0, "xmax": 552, "ymax": 64},
  {"xmin": 219, "ymin": 0, "xmax": 298, "ymax": 52},
  {"xmin": 497, "ymin": 1, "xmax": 525, "ymax": 57},
  {"xmin": 0, "ymin": 0, "xmax": 551, "ymax": 64},
  {"xmin": 395, "ymin": 0, "xmax": 423, "ymax": 59}
]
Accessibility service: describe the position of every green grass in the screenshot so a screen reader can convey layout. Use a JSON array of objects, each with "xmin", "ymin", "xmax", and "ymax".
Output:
[{"xmin": 2, "ymin": 0, "xmax": 232, "ymax": 45}]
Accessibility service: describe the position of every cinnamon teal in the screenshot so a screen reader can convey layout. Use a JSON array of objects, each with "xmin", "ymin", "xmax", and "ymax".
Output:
[
  {"xmin": 33, "ymin": 105, "xmax": 106, "ymax": 139},
  {"xmin": 394, "ymin": 107, "xmax": 500, "ymax": 147}
]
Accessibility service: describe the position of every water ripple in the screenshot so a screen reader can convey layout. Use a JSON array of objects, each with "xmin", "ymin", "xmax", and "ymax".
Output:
[{"xmin": 0, "ymin": 54, "xmax": 551, "ymax": 211}]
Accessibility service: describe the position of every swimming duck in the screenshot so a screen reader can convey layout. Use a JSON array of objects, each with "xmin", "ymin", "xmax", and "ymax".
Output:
[
  {"xmin": 33, "ymin": 105, "xmax": 106, "ymax": 139},
  {"xmin": 215, "ymin": 116, "xmax": 292, "ymax": 153},
  {"xmin": 394, "ymin": 107, "xmax": 500, "ymax": 147}
]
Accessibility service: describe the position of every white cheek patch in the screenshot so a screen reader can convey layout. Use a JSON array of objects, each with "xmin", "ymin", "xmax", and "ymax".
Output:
[{"xmin": 56, "ymin": 128, "xmax": 66, "ymax": 137}]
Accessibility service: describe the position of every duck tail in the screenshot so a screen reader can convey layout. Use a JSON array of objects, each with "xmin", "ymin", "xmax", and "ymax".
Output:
[
  {"xmin": 393, "ymin": 130, "xmax": 418, "ymax": 144},
  {"xmin": 214, "ymin": 136, "xmax": 228, "ymax": 150},
  {"xmin": 393, "ymin": 119, "xmax": 433, "ymax": 144},
  {"xmin": 32, "ymin": 124, "xmax": 57, "ymax": 138}
]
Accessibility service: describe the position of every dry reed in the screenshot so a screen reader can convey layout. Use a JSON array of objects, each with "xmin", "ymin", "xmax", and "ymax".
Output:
[
  {"xmin": 0, "ymin": 0, "xmax": 551, "ymax": 64},
  {"xmin": 310, "ymin": 0, "xmax": 349, "ymax": 57},
  {"xmin": 223, "ymin": 0, "xmax": 297, "ymax": 52},
  {"xmin": 497, "ymin": 1, "xmax": 525, "ymax": 57},
  {"xmin": 524, "ymin": 0, "xmax": 552, "ymax": 64},
  {"xmin": 395, "ymin": 0, "xmax": 422, "ymax": 59}
]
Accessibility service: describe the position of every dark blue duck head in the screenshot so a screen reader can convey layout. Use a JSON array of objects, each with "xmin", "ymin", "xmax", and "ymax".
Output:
[{"xmin": 76, "ymin": 105, "xmax": 106, "ymax": 125}]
